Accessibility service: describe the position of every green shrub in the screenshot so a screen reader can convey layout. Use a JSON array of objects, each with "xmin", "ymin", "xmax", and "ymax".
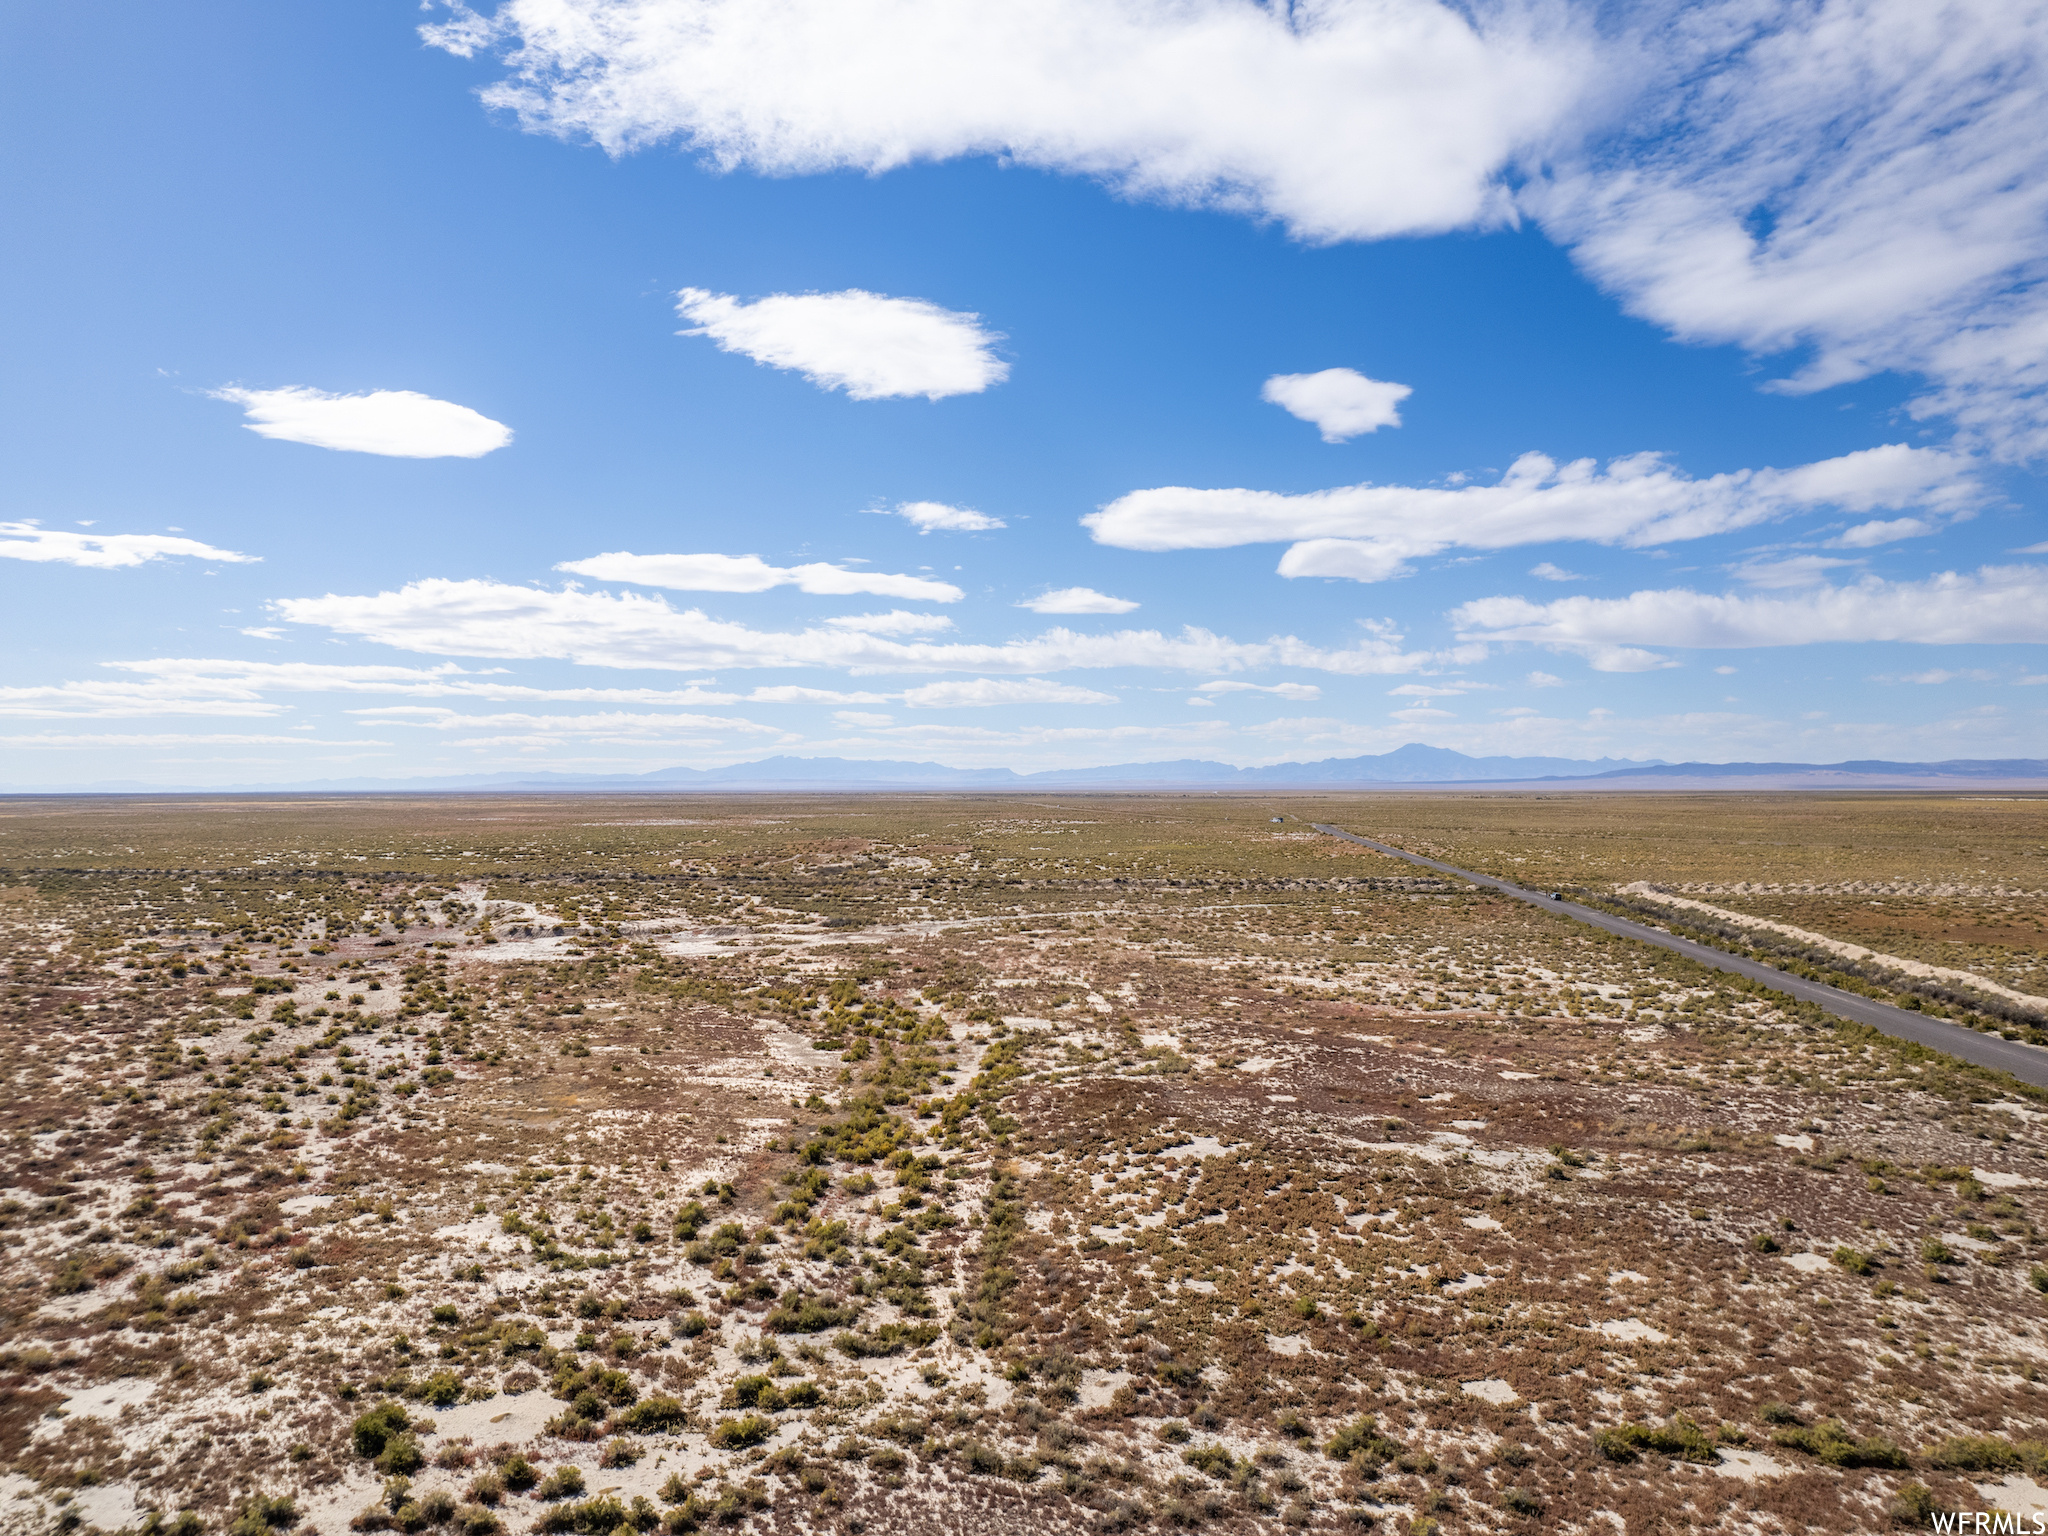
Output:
[
  {"xmin": 1832, "ymin": 1246, "xmax": 1874, "ymax": 1276},
  {"xmin": 1889, "ymin": 1482, "xmax": 1942, "ymax": 1526},
  {"xmin": 1593, "ymin": 1417, "xmax": 1717, "ymax": 1464},
  {"xmin": 534, "ymin": 1494, "xmax": 628, "ymax": 1534},
  {"xmin": 1500, "ymin": 1486, "xmax": 1543, "ymax": 1517},
  {"xmin": 1324, "ymin": 1415, "xmax": 1403, "ymax": 1468},
  {"xmin": 615, "ymin": 1394, "xmax": 688, "ymax": 1434},
  {"xmin": 710, "ymin": 1413, "xmax": 774, "ymax": 1449},
  {"xmin": 762, "ymin": 1293, "xmax": 860, "ymax": 1334},
  {"xmin": 835, "ymin": 1322, "xmax": 939, "ymax": 1357},
  {"xmin": 1182, "ymin": 1444, "xmax": 1239, "ymax": 1479},
  {"xmin": 375, "ymin": 1433, "xmax": 425, "ymax": 1477},
  {"xmin": 1924, "ymin": 1434, "xmax": 2048, "ymax": 1473},
  {"xmin": 1771, "ymin": 1421, "xmax": 1908, "ymax": 1468},
  {"xmin": 537, "ymin": 1465, "xmax": 587, "ymax": 1500},
  {"xmin": 351, "ymin": 1401, "xmax": 412, "ymax": 1458},
  {"xmin": 226, "ymin": 1493, "xmax": 298, "ymax": 1535}
]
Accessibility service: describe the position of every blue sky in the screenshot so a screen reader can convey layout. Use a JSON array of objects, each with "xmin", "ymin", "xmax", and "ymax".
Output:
[{"xmin": 4, "ymin": 0, "xmax": 2045, "ymax": 786}]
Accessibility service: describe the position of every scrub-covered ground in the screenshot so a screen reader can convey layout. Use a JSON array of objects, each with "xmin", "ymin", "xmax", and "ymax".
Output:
[{"xmin": 2, "ymin": 790, "xmax": 2047, "ymax": 1536}]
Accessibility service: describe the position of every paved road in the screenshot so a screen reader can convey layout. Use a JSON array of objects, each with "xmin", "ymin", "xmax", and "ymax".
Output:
[{"xmin": 1310, "ymin": 822, "xmax": 2048, "ymax": 1088}]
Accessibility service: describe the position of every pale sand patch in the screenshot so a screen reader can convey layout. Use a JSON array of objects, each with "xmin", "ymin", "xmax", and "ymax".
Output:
[
  {"xmin": 1266, "ymin": 1094, "xmax": 1298, "ymax": 1103},
  {"xmin": 1774, "ymin": 1134, "xmax": 1814, "ymax": 1152},
  {"xmin": 1266, "ymin": 1334, "xmax": 1306, "ymax": 1356},
  {"xmin": 1979, "ymin": 1474, "xmax": 2048, "ymax": 1516},
  {"xmin": 1975, "ymin": 1168, "xmax": 2037, "ymax": 1189},
  {"xmin": 1597, "ymin": 1319, "xmax": 1669, "ymax": 1343},
  {"xmin": 1499, "ymin": 1071, "xmax": 1539, "ymax": 1081},
  {"xmin": 1451, "ymin": 1119, "xmax": 1489, "ymax": 1130},
  {"xmin": 1165, "ymin": 1136, "xmax": 1238, "ymax": 1161},
  {"xmin": 1713, "ymin": 1449, "xmax": 1791, "ymax": 1483},
  {"xmin": 427, "ymin": 1388, "xmax": 557, "ymax": 1443},
  {"xmin": 1462, "ymin": 1379, "xmax": 1518, "ymax": 1405},
  {"xmin": 1463, "ymin": 1214, "xmax": 1504, "ymax": 1231},
  {"xmin": 1608, "ymin": 1270, "xmax": 1650, "ymax": 1285},
  {"xmin": 1235, "ymin": 1057, "xmax": 1278, "ymax": 1074},
  {"xmin": 1444, "ymin": 1274, "xmax": 1491, "ymax": 1295},
  {"xmin": 1783, "ymin": 1252, "xmax": 1832, "ymax": 1273}
]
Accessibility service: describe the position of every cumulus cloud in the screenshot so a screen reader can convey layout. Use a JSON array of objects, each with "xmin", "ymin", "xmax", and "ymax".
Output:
[
  {"xmin": 556, "ymin": 550, "xmax": 962, "ymax": 601},
  {"xmin": 1019, "ymin": 587, "xmax": 1139, "ymax": 614},
  {"xmin": 426, "ymin": 0, "xmax": 2048, "ymax": 450},
  {"xmin": 873, "ymin": 501, "xmax": 1005, "ymax": 533},
  {"xmin": 1196, "ymin": 680, "xmax": 1322, "ymax": 701},
  {"xmin": 1529, "ymin": 561, "xmax": 1583, "ymax": 581},
  {"xmin": 1087, "ymin": 443, "xmax": 1980, "ymax": 582},
  {"xmin": 211, "ymin": 386, "xmax": 511, "ymax": 458},
  {"xmin": 0, "ymin": 521, "xmax": 256, "ymax": 570},
  {"xmin": 1261, "ymin": 369, "xmax": 1411, "ymax": 441},
  {"xmin": 674, "ymin": 287, "xmax": 1006, "ymax": 400},
  {"xmin": 898, "ymin": 677, "xmax": 1119, "ymax": 708},
  {"xmin": 270, "ymin": 578, "xmax": 1447, "ymax": 675},
  {"xmin": 1453, "ymin": 564, "xmax": 2048, "ymax": 664},
  {"xmin": 833, "ymin": 710, "xmax": 896, "ymax": 728}
]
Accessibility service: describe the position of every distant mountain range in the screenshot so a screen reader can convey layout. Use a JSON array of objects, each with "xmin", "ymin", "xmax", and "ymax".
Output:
[{"xmin": 26, "ymin": 744, "xmax": 2048, "ymax": 794}]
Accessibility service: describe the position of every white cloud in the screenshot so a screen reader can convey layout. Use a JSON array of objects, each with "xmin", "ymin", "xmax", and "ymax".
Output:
[
  {"xmin": 1391, "ymin": 706, "xmax": 1456, "ymax": 722},
  {"xmin": 1018, "ymin": 587, "xmax": 1139, "ymax": 614},
  {"xmin": 211, "ymin": 386, "xmax": 511, "ymax": 458},
  {"xmin": 821, "ymin": 610, "xmax": 956, "ymax": 634},
  {"xmin": 270, "ymin": 578, "xmax": 1447, "ymax": 675},
  {"xmin": 2017, "ymin": 541, "xmax": 2048, "ymax": 555},
  {"xmin": 1453, "ymin": 564, "xmax": 2048, "ymax": 661},
  {"xmin": 1526, "ymin": 670, "xmax": 1565, "ymax": 686},
  {"xmin": 1261, "ymin": 369, "xmax": 1411, "ymax": 441},
  {"xmin": 1086, "ymin": 443, "xmax": 1981, "ymax": 582},
  {"xmin": 426, "ymin": 0, "xmax": 2048, "ymax": 450},
  {"xmin": 674, "ymin": 287, "xmax": 1005, "ymax": 400},
  {"xmin": 351, "ymin": 706, "xmax": 777, "ymax": 741},
  {"xmin": 424, "ymin": 0, "xmax": 1586, "ymax": 243},
  {"xmin": 1870, "ymin": 669, "xmax": 1993, "ymax": 685},
  {"xmin": 1529, "ymin": 561, "xmax": 1583, "ymax": 581},
  {"xmin": 1834, "ymin": 517, "xmax": 1934, "ymax": 548},
  {"xmin": 1728, "ymin": 554, "xmax": 1863, "ymax": 588},
  {"xmin": 1196, "ymin": 680, "xmax": 1322, "ymax": 701},
  {"xmin": 898, "ymin": 677, "xmax": 1118, "ymax": 708},
  {"xmin": 555, "ymin": 551, "xmax": 963, "ymax": 601},
  {"xmin": 0, "ymin": 520, "xmax": 256, "ymax": 570},
  {"xmin": 833, "ymin": 710, "xmax": 895, "ymax": 728},
  {"xmin": 4, "ymin": 733, "xmax": 388, "ymax": 750},
  {"xmin": 874, "ymin": 501, "xmax": 1005, "ymax": 533},
  {"xmin": 1388, "ymin": 683, "xmax": 1464, "ymax": 698}
]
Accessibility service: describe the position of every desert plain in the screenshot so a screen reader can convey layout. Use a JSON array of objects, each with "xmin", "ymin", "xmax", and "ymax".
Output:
[{"xmin": 1, "ymin": 790, "xmax": 2047, "ymax": 1535}]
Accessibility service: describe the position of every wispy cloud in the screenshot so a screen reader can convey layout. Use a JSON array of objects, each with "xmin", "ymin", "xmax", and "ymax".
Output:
[
  {"xmin": 269, "ymin": 578, "xmax": 1449, "ymax": 676},
  {"xmin": 1453, "ymin": 564, "xmax": 2048, "ymax": 667},
  {"xmin": 0, "ymin": 520, "xmax": 256, "ymax": 570},
  {"xmin": 675, "ymin": 287, "xmax": 1006, "ymax": 400},
  {"xmin": 211, "ymin": 386, "xmax": 512, "ymax": 457},
  {"xmin": 1018, "ymin": 587, "xmax": 1139, "ymax": 614},
  {"xmin": 898, "ymin": 678, "xmax": 1118, "ymax": 708},
  {"xmin": 556, "ymin": 551, "xmax": 962, "ymax": 601},
  {"xmin": 1087, "ymin": 444, "xmax": 1981, "ymax": 582},
  {"xmin": 872, "ymin": 501, "xmax": 1005, "ymax": 533}
]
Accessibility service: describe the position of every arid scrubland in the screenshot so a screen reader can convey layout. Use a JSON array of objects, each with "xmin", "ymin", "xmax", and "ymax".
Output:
[{"xmin": 2, "ymin": 790, "xmax": 2047, "ymax": 1536}]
